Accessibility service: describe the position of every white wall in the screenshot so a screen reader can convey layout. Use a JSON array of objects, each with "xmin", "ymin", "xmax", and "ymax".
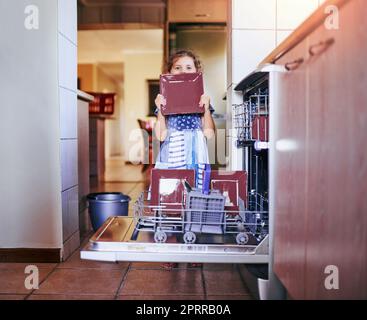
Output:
[
  {"xmin": 106, "ymin": 85, "xmax": 124, "ymax": 158},
  {"xmin": 227, "ymin": 0, "xmax": 324, "ymax": 170},
  {"xmin": 122, "ymin": 52, "xmax": 163, "ymax": 163},
  {"xmin": 0, "ymin": 0, "xmax": 62, "ymax": 248},
  {"xmin": 94, "ymin": 66, "xmax": 124, "ymax": 159}
]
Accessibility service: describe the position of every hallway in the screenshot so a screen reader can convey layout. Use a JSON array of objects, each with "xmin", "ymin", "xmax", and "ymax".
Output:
[{"xmin": 0, "ymin": 160, "xmax": 253, "ymax": 300}]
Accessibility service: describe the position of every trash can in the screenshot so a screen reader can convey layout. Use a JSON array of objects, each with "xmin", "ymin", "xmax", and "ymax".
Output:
[{"xmin": 87, "ymin": 192, "xmax": 131, "ymax": 231}]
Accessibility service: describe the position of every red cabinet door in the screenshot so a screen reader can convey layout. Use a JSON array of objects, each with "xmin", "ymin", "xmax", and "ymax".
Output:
[
  {"xmin": 273, "ymin": 37, "xmax": 308, "ymax": 300},
  {"xmin": 305, "ymin": 0, "xmax": 367, "ymax": 299}
]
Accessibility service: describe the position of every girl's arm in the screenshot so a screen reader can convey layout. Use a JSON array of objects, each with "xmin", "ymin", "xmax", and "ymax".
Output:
[
  {"xmin": 200, "ymin": 95, "xmax": 216, "ymax": 140},
  {"xmin": 154, "ymin": 94, "xmax": 168, "ymax": 141}
]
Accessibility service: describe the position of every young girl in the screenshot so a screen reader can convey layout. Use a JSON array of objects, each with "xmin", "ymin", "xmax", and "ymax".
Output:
[
  {"xmin": 153, "ymin": 49, "xmax": 216, "ymax": 188},
  {"xmin": 153, "ymin": 49, "xmax": 216, "ymax": 269}
]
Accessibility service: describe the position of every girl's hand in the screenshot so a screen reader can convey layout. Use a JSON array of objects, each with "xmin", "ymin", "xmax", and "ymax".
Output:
[
  {"xmin": 155, "ymin": 94, "xmax": 166, "ymax": 111},
  {"xmin": 199, "ymin": 94, "xmax": 210, "ymax": 112}
]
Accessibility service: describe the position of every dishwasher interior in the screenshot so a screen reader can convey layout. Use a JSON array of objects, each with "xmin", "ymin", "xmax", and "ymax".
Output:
[
  {"xmin": 82, "ymin": 159, "xmax": 269, "ymax": 263},
  {"xmin": 233, "ymin": 64, "xmax": 286, "ymax": 299},
  {"xmin": 81, "ymin": 185, "xmax": 269, "ymax": 264}
]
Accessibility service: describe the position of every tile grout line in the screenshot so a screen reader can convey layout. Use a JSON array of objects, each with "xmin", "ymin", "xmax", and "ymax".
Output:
[
  {"xmin": 236, "ymin": 264, "xmax": 254, "ymax": 300},
  {"xmin": 201, "ymin": 266, "xmax": 208, "ymax": 300},
  {"xmin": 55, "ymin": 266, "xmax": 128, "ymax": 270},
  {"xmin": 114, "ymin": 263, "xmax": 132, "ymax": 300},
  {"xmin": 0, "ymin": 293, "xmax": 27, "ymax": 300}
]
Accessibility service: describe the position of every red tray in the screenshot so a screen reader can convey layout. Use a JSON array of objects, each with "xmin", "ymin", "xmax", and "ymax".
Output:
[
  {"xmin": 210, "ymin": 170, "xmax": 248, "ymax": 211},
  {"xmin": 252, "ymin": 115, "xmax": 269, "ymax": 142},
  {"xmin": 159, "ymin": 72, "xmax": 204, "ymax": 116},
  {"xmin": 150, "ymin": 169, "xmax": 196, "ymax": 209}
]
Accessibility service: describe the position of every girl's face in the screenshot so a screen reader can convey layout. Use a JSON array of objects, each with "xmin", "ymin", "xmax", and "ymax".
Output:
[{"xmin": 170, "ymin": 56, "xmax": 197, "ymax": 74}]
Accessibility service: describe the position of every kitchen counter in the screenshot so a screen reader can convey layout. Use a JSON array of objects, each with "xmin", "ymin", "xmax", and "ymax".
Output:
[
  {"xmin": 77, "ymin": 90, "xmax": 94, "ymax": 102},
  {"xmin": 260, "ymin": 0, "xmax": 350, "ymax": 65}
]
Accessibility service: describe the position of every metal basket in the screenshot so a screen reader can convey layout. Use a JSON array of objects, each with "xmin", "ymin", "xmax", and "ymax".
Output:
[
  {"xmin": 233, "ymin": 87, "xmax": 269, "ymax": 146},
  {"xmin": 184, "ymin": 189, "xmax": 225, "ymax": 234},
  {"xmin": 133, "ymin": 191, "xmax": 269, "ymax": 246}
]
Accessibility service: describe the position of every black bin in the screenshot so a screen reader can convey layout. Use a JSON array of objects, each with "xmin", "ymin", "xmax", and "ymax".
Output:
[{"xmin": 87, "ymin": 192, "xmax": 131, "ymax": 231}]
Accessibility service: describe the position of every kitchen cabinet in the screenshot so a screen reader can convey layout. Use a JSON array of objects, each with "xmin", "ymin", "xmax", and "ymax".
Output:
[
  {"xmin": 168, "ymin": 0, "xmax": 227, "ymax": 23},
  {"xmin": 272, "ymin": 0, "xmax": 367, "ymax": 299},
  {"xmin": 165, "ymin": 0, "xmax": 227, "ymax": 59},
  {"xmin": 78, "ymin": 91, "xmax": 94, "ymax": 239},
  {"xmin": 273, "ymin": 39, "xmax": 308, "ymax": 299},
  {"xmin": 62, "ymin": 187, "xmax": 79, "ymax": 246},
  {"xmin": 304, "ymin": 0, "xmax": 367, "ymax": 299},
  {"xmin": 60, "ymin": 89, "xmax": 79, "ymax": 260},
  {"xmin": 89, "ymin": 117, "xmax": 105, "ymax": 179}
]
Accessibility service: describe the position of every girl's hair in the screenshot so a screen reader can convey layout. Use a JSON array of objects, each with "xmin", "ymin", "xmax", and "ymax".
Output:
[{"xmin": 165, "ymin": 49, "xmax": 202, "ymax": 73}]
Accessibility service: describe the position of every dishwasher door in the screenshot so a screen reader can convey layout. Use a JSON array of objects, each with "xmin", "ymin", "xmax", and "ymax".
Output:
[{"xmin": 80, "ymin": 216, "xmax": 269, "ymax": 264}]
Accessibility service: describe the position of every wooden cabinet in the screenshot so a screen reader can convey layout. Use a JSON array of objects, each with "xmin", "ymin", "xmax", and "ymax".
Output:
[
  {"xmin": 273, "ymin": 0, "xmax": 367, "ymax": 299},
  {"xmin": 304, "ymin": 0, "xmax": 367, "ymax": 299},
  {"xmin": 168, "ymin": 0, "xmax": 227, "ymax": 23},
  {"xmin": 78, "ymin": 93, "xmax": 93, "ymax": 238},
  {"xmin": 62, "ymin": 187, "xmax": 79, "ymax": 243},
  {"xmin": 165, "ymin": 0, "xmax": 227, "ymax": 60},
  {"xmin": 273, "ymin": 39, "xmax": 309, "ymax": 300},
  {"xmin": 89, "ymin": 117, "xmax": 105, "ymax": 179}
]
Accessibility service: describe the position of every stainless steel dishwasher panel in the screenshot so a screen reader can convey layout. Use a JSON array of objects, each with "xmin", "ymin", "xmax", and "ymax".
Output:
[{"xmin": 81, "ymin": 216, "xmax": 269, "ymax": 264}]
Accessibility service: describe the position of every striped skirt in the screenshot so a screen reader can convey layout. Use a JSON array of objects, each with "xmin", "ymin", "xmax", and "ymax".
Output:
[{"xmin": 154, "ymin": 129, "xmax": 210, "ymax": 189}]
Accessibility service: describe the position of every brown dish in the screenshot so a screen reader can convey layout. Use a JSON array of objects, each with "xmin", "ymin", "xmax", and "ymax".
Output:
[
  {"xmin": 159, "ymin": 72, "xmax": 204, "ymax": 115},
  {"xmin": 210, "ymin": 170, "xmax": 248, "ymax": 211},
  {"xmin": 150, "ymin": 169, "xmax": 196, "ymax": 209}
]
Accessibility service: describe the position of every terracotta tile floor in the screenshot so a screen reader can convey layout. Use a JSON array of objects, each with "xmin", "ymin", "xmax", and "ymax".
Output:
[{"xmin": 0, "ymin": 160, "xmax": 254, "ymax": 300}]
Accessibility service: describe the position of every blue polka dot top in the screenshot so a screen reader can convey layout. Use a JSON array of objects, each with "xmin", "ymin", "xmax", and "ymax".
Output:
[{"xmin": 154, "ymin": 105, "xmax": 215, "ymax": 131}]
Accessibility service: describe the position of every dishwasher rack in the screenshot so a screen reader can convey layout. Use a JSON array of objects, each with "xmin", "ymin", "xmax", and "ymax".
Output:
[
  {"xmin": 233, "ymin": 87, "xmax": 269, "ymax": 146},
  {"xmin": 132, "ymin": 191, "xmax": 268, "ymax": 247},
  {"xmin": 80, "ymin": 190, "xmax": 270, "ymax": 264}
]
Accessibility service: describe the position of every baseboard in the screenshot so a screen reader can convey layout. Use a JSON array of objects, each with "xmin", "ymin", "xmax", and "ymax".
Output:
[{"xmin": 0, "ymin": 248, "xmax": 61, "ymax": 263}]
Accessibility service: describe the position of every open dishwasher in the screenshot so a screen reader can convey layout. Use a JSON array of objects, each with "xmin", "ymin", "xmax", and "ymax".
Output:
[
  {"xmin": 80, "ymin": 64, "xmax": 285, "ymax": 299},
  {"xmin": 81, "ymin": 185, "xmax": 269, "ymax": 264},
  {"xmin": 232, "ymin": 63, "xmax": 286, "ymax": 299}
]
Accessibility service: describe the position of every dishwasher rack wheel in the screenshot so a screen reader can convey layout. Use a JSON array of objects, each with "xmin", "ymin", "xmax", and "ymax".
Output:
[
  {"xmin": 183, "ymin": 231, "xmax": 196, "ymax": 244},
  {"xmin": 154, "ymin": 230, "xmax": 167, "ymax": 243},
  {"xmin": 236, "ymin": 232, "xmax": 250, "ymax": 245}
]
